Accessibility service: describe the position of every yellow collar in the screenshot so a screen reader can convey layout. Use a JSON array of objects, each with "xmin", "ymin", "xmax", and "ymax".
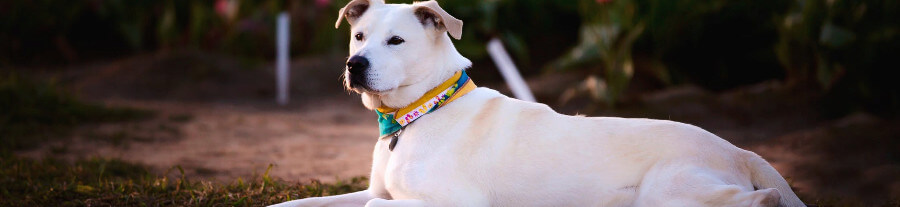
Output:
[
  {"xmin": 374, "ymin": 71, "xmax": 476, "ymax": 136},
  {"xmin": 376, "ymin": 71, "xmax": 475, "ymax": 117}
]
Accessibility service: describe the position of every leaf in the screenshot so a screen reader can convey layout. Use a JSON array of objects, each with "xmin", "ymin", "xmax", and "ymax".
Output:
[
  {"xmin": 544, "ymin": 25, "xmax": 610, "ymax": 71},
  {"xmin": 819, "ymin": 22, "xmax": 855, "ymax": 48},
  {"xmin": 75, "ymin": 185, "xmax": 95, "ymax": 194},
  {"xmin": 501, "ymin": 32, "xmax": 530, "ymax": 67}
]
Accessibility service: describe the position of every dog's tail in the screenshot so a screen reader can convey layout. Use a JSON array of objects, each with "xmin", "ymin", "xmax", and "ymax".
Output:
[{"xmin": 746, "ymin": 153, "xmax": 806, "ymax": 207}]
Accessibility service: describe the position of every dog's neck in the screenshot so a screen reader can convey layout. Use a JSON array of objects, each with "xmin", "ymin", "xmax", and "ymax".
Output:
[
  {"xmin": 374, "ymin": 70, "xmax": 475, "ymax": 139},
  {"xmin": 362, "ymin": 35, "xmax": 471, "ymax": 110}
]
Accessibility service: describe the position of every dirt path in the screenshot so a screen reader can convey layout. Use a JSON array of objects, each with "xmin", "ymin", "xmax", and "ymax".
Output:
[
  {"xmin": 18, "ymin": 51, "xmax": 378, "ymax": 182},
  {"xmin": 22, "ymin": 96, "xmax": 377, "ymax": 183}
]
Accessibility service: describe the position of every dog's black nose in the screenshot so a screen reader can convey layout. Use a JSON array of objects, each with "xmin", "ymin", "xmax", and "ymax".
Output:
[{"xmin": 346, "ymin": 56, "xmax": 369, "ymax": 74}]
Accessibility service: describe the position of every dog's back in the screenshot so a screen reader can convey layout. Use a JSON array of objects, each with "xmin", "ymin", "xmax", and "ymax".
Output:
[{"xmin": 409, "ymin": 87, "xmax": 802, "ymax": 206}]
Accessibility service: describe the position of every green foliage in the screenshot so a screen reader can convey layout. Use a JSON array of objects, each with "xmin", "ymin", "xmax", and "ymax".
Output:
[
  {"xmin": 637, "ymin": 0, "xmax": 789, "ymax": 90},
  {"xmin": 3, "ymin": 0, "xmax": 898, "ymax": 114},
  {"xmin": 550, "ymin": 0, "xmax": 644, "ymax": 106},
  {"xmin": 96, "ymin": 0, "xmax": 158, "ymax": 51},
  {"xmin": 549, "ymin": 0, "xmax": 898, "ymax": 113},
  {"xmin": 0, "ymin": 153, "xmax": 368, "ymax": 206},
  {"xmin": 97, "ymin": 0, "xmax": 288, "ymax": 56},
  {"xmin": 1, "ymin": 0, "xmax": 348, "ymax": 65},
  {"xmin": 0, "ymin": 73, "xmax": 153, "ymax": 151},
  {"xmin": 775, "ymin": 0, "xmax": 900, "ymax": 116}
]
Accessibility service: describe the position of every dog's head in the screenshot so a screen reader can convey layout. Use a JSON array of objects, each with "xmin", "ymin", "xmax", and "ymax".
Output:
[{"xmin": 336, "ymin": 0, "xmax": 471, "ymax": 110}]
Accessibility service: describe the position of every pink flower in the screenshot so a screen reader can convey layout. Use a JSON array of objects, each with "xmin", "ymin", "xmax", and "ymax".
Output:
[
  {"xmin": 215, "ymin": 0, "xmax": 239, "ymax": 21},
  {"xmin": 315, "ymin": 0, "xmax": 332, "ymax": 8}
]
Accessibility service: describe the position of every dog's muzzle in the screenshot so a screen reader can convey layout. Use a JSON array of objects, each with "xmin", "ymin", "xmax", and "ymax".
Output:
[{"xmin": 346, "ymin": 55, "xmax": 371, "ymax": 90}]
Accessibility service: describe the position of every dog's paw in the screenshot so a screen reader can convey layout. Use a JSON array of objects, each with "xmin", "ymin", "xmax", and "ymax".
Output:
[{"xmin": 749, "ymin": 188, "xmax": 781, "ymax": 207}]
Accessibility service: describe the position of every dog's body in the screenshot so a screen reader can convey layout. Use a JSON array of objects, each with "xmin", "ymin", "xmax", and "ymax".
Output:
[{"xmin": 271, "ymin": 1, "xmax": 804, "ymax": 206}]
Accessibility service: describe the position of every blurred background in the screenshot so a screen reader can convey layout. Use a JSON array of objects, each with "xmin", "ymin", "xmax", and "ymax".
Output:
[{"xmin": 2, "ymin": 0, "xmax": 899, "ymax": 205}]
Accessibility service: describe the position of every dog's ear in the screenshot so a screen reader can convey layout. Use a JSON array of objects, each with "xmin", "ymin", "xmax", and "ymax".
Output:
[
  {"xmin": 413, "ymin": 1, "xmax": 463, "ymax": 40},
  {"xmin": 335, "ymin": 0, "xmax": 384, "ymax": 28}
]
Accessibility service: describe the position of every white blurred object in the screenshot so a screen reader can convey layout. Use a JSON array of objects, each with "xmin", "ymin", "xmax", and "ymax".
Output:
[
  {"xmin": 276, "ymin": 12, "xmax": 290, "ymax": 105},
  {"xmin": 487, "ymin": 38, "xmax": 535, "ymax": 102}
]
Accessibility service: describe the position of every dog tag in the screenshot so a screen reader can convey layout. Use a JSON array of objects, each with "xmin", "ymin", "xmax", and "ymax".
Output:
[{"xmin": 389, "ymin": 129, "xmax": 402, "ymax": 151}]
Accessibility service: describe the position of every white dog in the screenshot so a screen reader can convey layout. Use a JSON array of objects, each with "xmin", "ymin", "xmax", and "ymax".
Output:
[{"xmin": 272, "ymin": 0, "xmax": 805, "ymax": 206}]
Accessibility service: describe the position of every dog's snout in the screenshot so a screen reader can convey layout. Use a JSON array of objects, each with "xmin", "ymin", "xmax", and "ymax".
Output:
[
  {"xmin": 346, "ymin": 56, "xmax": 369, "ymax": 74},
  {"xmin": 345, "ymin": 55, "xmax": 371, "ymax": 90}
]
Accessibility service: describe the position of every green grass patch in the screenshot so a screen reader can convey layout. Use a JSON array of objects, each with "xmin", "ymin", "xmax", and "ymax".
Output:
[
  {"xmin": 0, "ymin": 72, "xmax": 154, "ymax": 151},
  {"xmin": 0, "ymin": 153, "xmax": 368, "ymax": 206},
  {"xmin": 1, "ymin": 150, "xmax": 888, "ymax": 206}
]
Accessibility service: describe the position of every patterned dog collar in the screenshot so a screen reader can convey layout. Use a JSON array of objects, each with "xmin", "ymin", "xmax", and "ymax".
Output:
[{"xmin": 374, "ymin": 70, "xmax": 476, "ymax": 146}]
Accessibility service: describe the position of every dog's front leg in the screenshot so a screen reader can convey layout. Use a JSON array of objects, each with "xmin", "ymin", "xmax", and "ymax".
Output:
[
  {"xmin": 364, "ymin": 198, "xmax": 425, "ymax": 207},
  {"xmin": 269, "ymin": 190, "xmax": 373, "ymax": 207},
  {"xmin": 364, "ymin": 194, "xmax": 487, "ymax": 207}
]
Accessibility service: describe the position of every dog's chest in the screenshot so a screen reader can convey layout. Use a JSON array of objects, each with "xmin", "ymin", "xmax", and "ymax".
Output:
[{"xmin": 377, "ymin": 131, "xmax": 459, "ymax": 199}]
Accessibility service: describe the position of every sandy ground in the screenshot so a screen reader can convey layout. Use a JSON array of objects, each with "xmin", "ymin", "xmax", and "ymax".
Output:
[
  {"xmin": 20, "ymin": 51, "xmax": 381, "ymax": 183},
  {"xmin": 22, "ymin": 96, "xmax": 378, "ymax": 183}
]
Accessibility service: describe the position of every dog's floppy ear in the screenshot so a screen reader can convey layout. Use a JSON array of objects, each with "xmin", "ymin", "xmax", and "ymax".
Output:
[
  {"xmin": 413, "ymin": 1, "xmax": 463, "ymax": 40},
  {"xmin": 335, "ymin": 0, "xmax": 384, "ymax": 28}
]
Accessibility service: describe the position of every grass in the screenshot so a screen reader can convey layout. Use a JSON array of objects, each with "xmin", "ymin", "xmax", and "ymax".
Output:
[
  {"xmin": 1, "ymin": 150, "xmax": 870, "ymax": 206},
  {"xmin": 2, "ymin": 150, "xmax": 888, "ymax": 207},
  {"xmin": 0, "ymin": 152, "xmax": 368, "ymax": 206}
]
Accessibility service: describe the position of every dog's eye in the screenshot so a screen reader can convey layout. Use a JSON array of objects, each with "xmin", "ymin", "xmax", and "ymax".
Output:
[
  {"xmin": 355, "ymin": 33, "xmax": 364, "ymax": 41},
  {"xmin": 387, "ymin": 36, "xmax": 404, "ymax": 45}
]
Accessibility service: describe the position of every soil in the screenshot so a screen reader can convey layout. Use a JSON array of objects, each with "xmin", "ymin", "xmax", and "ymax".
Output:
[{"xmin": 17, "ymin": 51, "xmax": 900, "ymax": 204}]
